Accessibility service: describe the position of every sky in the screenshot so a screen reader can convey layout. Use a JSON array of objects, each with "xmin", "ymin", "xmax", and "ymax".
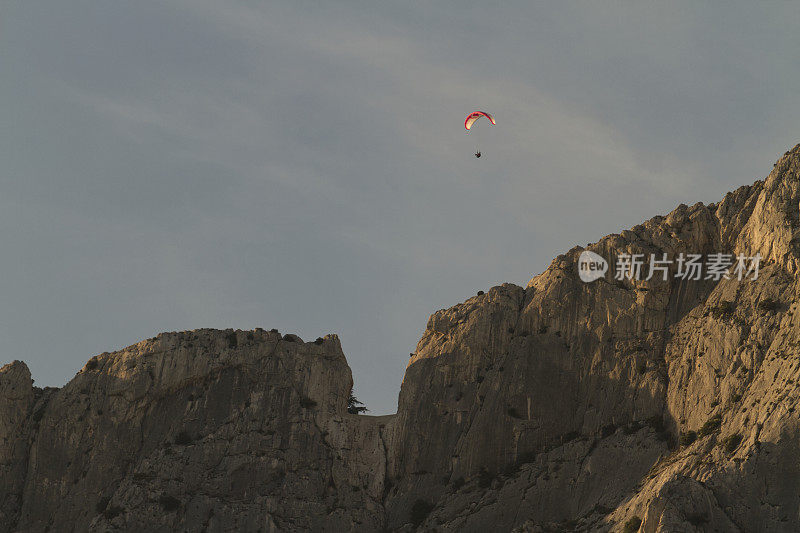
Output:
[{"xmin": 2, "ymin": 2, "xmax": 799, "ymax": 414}]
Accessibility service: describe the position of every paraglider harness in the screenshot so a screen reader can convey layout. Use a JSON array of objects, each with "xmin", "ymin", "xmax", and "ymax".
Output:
[{"xmin": 465, "ymin": 111, "xmax": 493, "ymax": 159}]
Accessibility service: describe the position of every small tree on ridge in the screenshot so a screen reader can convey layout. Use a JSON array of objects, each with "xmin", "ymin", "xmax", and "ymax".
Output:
[{"xmin": 347, "ymin": 388, "xmax": 368, "ymax": 414}]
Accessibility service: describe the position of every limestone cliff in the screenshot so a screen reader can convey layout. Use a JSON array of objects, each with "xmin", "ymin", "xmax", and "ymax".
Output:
[
  {"xmin": 1, "ymin": 331, "xmax": 388, "ymax": 532},
  {"xmin": 3, "ymin": 145, "xmax": 800, "ymax": 532}
]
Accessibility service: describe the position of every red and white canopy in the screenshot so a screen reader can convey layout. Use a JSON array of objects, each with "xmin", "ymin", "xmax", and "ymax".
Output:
[{"xmin": 464, "ymin": 111, "xmax": 496, "ymax": 131}]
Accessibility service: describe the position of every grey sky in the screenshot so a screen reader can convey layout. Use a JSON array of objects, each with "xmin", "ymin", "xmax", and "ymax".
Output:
[{"xmin": 2, "ymin": 2, "xmax": 798, "ymax": 414}]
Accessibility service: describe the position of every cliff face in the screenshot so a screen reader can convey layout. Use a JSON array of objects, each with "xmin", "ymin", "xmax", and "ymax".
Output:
[
  {"xmin": 0, "ymin": 361, "xmax": 35, "ymax": 528},
  {"xmin": 384, "ymin": 145, "xmax": 800, "ymax": 532},
  {"xmin": 3, "ymin": 145, "xmax": 800, "ymax": 532},
  {"xmin": 1, "ymin": 331, "xmax": 388, "ymax": 532}
]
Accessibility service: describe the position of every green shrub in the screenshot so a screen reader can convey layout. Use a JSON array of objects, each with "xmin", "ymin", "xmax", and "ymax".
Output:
[
  {"xmin": 601, "ymin": 424, "xmax": 618, "ymax": 438},
  {"xmin": 95, "ymin": 496, "xmax": 110, "ymax": 513},
  {"xmin": 646, "ymin": 415, "xmax": 664, "ymax": 433},
  {"xmin": 722, "ymin": 433, "xmax": 743, "ymax": 453},
  {"xmin": 103, "ymin": 505, "xmax": 123, "ymax": 519},
  {"xmin": 347, "ymin": 388, "xmax": 367, "ymax": 414},
  {"xmin": 507, "ymin": 407, "xmax": 522, "ymax": 419},
  {"xmin": 86, "ymin": 358, "xmax": 99, "ymax": 371},
  {"xmin": 409, "ymin": 499, "xmax": 434, "ymax": 527},
  {"xmin": 174, "ymin": 431, "xmax": 193, "ymax": 446},
  {"xmin": 623, "ymin": 516, "xmax": 642, "ymax": 533},
  {"xmin": 698, "ymin": 414, "xmax": 722, "ymax": 437},
  {"xmin": 686, "ymin": 512, "xmax": 708, "ymax": 525},
  {"xmin": 477, "ymin": 290, "xmax": 485, "ymax": 296},
  {"xmin": 516, "ymin": 451, "xmax": 537, "ymax": 467},
  {"xmin": 314, "ymin": 337, "xmax": 324, "ymax": 345},
  {"xmin": 561, "ymin": 431, "xmax": 581, "ymax": 443},
  {"xmin": 709, "ymin": 300, "xmax": 734, "ymax": 319},
  {"xmin": 225, "ymin": 332, "xmax": 237, "ymax": 348},
  {"xmin": 32, "ymin": 406, "xmax": 46, "ymax": 423},
  {"xmin": 679, "ymin": 431, "xmax": 697, "ymax": 446},
  {"xmin": 158, "ymin": 494, "xmax": 180, "ymax": 512},
  {"xmin": 593, "ymin": 504, "xmax": 613, "ymax": 515},
  {"xmin": 300, "ymin": 396, "xmax": 317, "ymax": 409},
  {"xmin": 382, "ymin": 477, "xmax": 394, "ymax": 495},
  {"xmin": 478, "ymin": 468, "xmax": 493, "ymax": 488},
  {"xmin": 623, "ymin": 421, "xmax": 642, "ymax": 435},
  {"xmin": 757, "ymin": 298, "xmax": 780, "ymax": 312}
]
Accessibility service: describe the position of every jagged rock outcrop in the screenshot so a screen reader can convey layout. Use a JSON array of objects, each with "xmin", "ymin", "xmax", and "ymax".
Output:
[
  {"xmin": 384, "ymin": 144, "xmax": 800, "ymax": 531},
  {"xmin": 4, "ymin": 331, "xmax": 388, "ymax": 532},
  {"xmin": 3, "ymin": 144, "xmax": 800, "ymax": 532},
  {"xmin": 0, "ymin": 361, "xmax": 35, "ymax": 528}
]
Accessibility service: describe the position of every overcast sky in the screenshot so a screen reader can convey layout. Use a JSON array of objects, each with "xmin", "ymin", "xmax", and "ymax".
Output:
[{"xmin": 2, "ymin": 2, "xmax": 798, "ymax": 414}]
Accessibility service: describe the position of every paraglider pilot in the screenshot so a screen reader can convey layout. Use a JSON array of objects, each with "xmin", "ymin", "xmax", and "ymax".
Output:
[{"xmin": 465, "ymin": 111, "xmax": 494, "ymax": 159}]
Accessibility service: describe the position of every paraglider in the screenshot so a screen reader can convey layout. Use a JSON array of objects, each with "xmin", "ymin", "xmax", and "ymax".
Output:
[
  {"xmin": 465, "ymin": 111, "xmax": 494, "ymax": 158},
  {"xmin": 464, "ymin": 111, "xmax": 495, "ymax": 131}
]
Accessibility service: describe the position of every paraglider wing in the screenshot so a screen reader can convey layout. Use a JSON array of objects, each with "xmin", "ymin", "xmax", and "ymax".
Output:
[{"xmin": 464, "ymin": 111, "xmax": 496, "ymax": 131}]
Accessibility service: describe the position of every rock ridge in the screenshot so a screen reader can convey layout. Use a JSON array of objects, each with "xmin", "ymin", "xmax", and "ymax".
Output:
[{"xmin": 3, "ymin": 144, "xmax": 800, "ymax": 531}]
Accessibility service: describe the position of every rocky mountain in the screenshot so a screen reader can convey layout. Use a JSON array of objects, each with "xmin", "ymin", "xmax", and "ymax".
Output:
[{"xmin": 3, "ymin": 145, "xmax": 800, "ymax": 532}]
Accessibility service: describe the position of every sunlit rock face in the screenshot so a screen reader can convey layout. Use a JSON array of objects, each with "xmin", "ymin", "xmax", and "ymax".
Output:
[
  {"xmin": 383, "ymin": 144, "xmax": 800, "ymax": 531},
  {"xmin": 3, "ymin": 330, "xmax": 389, "ymax": 532},
  {"xmin": 3, "ymin": 144, "xmax": 800, "ymax": 532}
]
